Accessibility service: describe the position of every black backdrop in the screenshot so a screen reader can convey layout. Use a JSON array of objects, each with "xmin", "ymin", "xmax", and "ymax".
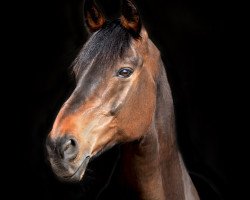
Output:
[{"xmin": 10, "ymin": 0, "xmax": 243, "ymax": 199}]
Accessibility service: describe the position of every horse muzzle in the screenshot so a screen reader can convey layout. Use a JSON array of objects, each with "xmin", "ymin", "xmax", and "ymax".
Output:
[{"xmin": 46, "ymin": 134, "xmax": 90, "ymax": 182}]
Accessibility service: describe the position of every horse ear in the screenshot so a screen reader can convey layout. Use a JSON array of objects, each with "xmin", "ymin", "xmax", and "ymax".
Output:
[
  {"xmin": 120, "ymin": 0, "xmax": 142, "ymax": 36},
  {"xmin": 84, "ymin": 0, "xmax": 106, "ymax": 32}
]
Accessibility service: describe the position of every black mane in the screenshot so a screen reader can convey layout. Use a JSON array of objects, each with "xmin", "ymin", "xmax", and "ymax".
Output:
[{"xmin": 73, "ymin": 20, "xmax": 132, "ymax": 80}]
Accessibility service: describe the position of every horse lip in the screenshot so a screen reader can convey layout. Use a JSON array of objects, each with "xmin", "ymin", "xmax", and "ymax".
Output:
[{"xmin": 62, "ymin": 156, "xmax": 91, "ymax": 182}]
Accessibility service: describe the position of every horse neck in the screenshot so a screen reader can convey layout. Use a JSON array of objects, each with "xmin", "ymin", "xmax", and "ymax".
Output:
[{"xmin": 120, "ymin": 62, "xmax": 199, "ymax": 200}]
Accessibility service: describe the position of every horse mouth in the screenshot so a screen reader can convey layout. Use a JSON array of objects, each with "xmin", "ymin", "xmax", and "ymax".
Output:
[{"xmin": 60, "ymin": 156, "xmax": 91, "ymax": 182}]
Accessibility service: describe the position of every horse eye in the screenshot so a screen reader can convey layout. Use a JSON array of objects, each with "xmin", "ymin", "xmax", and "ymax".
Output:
[{"xmin": 117, "ymin": 68, "xmax": 133, "ymax": 78}]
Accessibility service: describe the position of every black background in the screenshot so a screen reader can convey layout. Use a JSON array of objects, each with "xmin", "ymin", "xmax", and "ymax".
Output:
[{"xmin": 8, "ymin": 0, "xmax": 244, "ymax": 199}]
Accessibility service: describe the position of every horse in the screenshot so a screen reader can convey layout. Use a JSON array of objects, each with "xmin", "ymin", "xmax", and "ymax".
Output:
[{"xmin": 46, "ymin": 0, "xmax": 200, "ymax": 199}]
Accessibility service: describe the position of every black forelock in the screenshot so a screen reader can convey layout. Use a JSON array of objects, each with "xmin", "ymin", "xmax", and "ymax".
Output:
[{"xmin": 73, "ymin": 20, "xmax": 132, "ymax": 80}]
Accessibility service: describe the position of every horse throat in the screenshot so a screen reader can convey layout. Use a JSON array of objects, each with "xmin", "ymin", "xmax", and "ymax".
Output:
[{"xmin": 120, "ymin": 64, "xmax": 199, "ymax": 200}]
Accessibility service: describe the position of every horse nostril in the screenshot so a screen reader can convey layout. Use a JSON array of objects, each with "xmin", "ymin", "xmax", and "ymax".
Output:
[
  {"xmin": 46, "ymin": 135, "xmax": 79, "ymax": 161},
  {"xmin": 59, "ymin": 137, "xmax": 79, "ymax": 160},
  {"xmin": 64, "ymin": 140, "xmax": 73, "ymax": 151}
]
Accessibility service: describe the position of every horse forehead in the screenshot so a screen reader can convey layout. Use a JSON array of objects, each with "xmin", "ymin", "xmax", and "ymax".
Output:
[{"xmin": 131, "ymin": 36, "xmax": 158, "ymax": 58}]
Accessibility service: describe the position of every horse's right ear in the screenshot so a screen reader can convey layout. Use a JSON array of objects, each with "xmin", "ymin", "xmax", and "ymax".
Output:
[{"xmin": 84, "ymin": 0, "xmax": 106, "ymax": 33}]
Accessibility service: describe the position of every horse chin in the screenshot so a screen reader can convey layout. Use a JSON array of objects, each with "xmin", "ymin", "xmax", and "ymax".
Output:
[{"xmin": 54, "ymin": 156, "xmax": 91, "ymax": 183}]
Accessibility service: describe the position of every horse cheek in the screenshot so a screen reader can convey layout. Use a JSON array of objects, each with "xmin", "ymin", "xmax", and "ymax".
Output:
[{"xmin": 117, "ymin": 79, "xmax": 156, "ymax": 141}]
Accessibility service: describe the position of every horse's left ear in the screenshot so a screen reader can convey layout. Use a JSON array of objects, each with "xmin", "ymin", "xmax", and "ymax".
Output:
[
  {"xmin": 84, "ymin": 0, "xmax": 106, "ymax": 32},
  {"xmin": 120, "ymin": 0, "xmax": 142, "ymax": 36}
]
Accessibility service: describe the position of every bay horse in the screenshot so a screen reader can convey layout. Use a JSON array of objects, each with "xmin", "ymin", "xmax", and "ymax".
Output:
[{"xmin": 46, "ymin": 0, "xmax": 200, "ymax": 199}]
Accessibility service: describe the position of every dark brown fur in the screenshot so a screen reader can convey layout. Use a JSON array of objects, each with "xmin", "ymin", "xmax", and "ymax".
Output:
[{"xmin": 46, "ymin": 1, "xmax": 200, "ymax": 199}]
